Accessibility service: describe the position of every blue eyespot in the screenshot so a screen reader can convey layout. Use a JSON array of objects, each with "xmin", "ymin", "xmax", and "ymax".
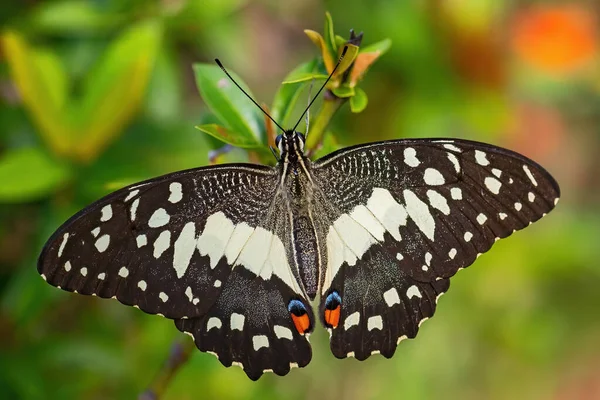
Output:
[
  {"xmin": 324, "ymin": 291, "xmax": 342, "ymax": 310},
  {"xmin": 288, "ymin": 299, "xmax": 307, "ymax": 316}
]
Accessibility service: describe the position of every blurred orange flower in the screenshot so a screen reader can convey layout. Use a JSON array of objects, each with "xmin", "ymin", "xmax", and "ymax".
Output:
[{"xmin": 512, "ymin": 5, "xmax": 598, "ymax": 74}]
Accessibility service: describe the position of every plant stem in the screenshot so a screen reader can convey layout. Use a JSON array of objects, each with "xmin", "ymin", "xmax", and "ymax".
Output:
[
  {"xmin": 305, "ymin": 91, "xmax": 346, "ymax": 155},
  {"xmin": 138, "ymin": 338, "xmax": 196, "ymax": 400}
]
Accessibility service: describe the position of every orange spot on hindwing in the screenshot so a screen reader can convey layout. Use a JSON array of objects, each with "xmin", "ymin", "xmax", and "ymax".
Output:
[
  {"xmin": 291, "ymin": 313, "xmax": 310, "ymax": 334},
  {"xmin": 288, "ymin": 299, "xmax": 311, "ymax": 335},
  {"xmin": 324, "ymin": 305, "xmax": 341, "ymax": 328},
  {"xmin": 323, "ymin": 291, "xmax": 342, "ymax": 328}
]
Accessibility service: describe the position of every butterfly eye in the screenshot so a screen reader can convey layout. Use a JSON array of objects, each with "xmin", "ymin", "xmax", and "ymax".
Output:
[
  {"xmin": 275, "ymin": 135, "xmax": 284, "ymax": 153},
  {"xmin": 296, "ymin": 132, "xmax": 306, "ymax": 150},
  {"xmin": 323, "ymin": 291, "xmax": 342, "ymax": 328}
]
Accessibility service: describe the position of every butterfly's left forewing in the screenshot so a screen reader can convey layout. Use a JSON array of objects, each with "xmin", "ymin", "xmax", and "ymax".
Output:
[
  {"xmin": 38, "ymin": 164, "xmax": 314, "ymax": 380},
  {"xmin": 312, "ymin": 139, "xmax": 559, "ymax": 360}
]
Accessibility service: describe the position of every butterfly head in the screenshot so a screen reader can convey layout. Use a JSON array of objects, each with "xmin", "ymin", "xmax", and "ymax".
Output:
[{"xmin": 276, "ymin": 130, "xmax": 306, "ymax": 159}]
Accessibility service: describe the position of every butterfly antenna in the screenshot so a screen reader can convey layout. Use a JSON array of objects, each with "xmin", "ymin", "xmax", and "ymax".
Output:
[
  {"xmin": 292, "ymin": 46, "xmax": 349, "ymax": 132},
  {"xmin": 304, "ymin": 78, "xmax": 315, "ymax": 135},
  {"xmin": 214, "ymin": 59, "xmax": 287, "ymax": 134}
]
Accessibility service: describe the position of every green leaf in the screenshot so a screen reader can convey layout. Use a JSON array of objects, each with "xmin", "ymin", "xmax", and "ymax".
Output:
[
  {"xmin": 0, "ymin": 147, "xmax": 71, "ymax": 202},
  {"xmin": 29, "ymin": 0, "xmax": 124, "ymax": 34},
  {"xmin": 193, "ymin": 63, "xmax": 265, "ymax": 147},
  {"xmin": 282, "ymin": 71, "xmax": 328, "ymax": 85},
  {"xmin": 324, "ymin": 12, "xmax": 337, "ymax": 58},
  {"xmin": 350, "ymin": 87, "xmax": 368, "ymax": 113},
  {"xmin": 272, "ymin": 60, "xmax": 318, "ymax": 126},
  {"xmin": 74, "ymin": 20, "xmax": 163, "ymax": 163},
  {"xmin": 195, "ymin": 124, "xmax": 263, "ymax": 149},
  {"xmin": 359, "ymin": 37, "xmax": 392, "ymax": 55},
  {"xmin": 335, "ymin": 35, "xmax": 346, "ymax": 48},
  {"xmin": 332, "ymin": 85, "xmax": 355, "ymax": 98},
  {"xmin": 304, "ymin": 29, "xmax": 335, "ymax": 73},
  {"xmin": 1, "ymin": 31, "xmax": 71, "ymax": 157},
  {"xmin": 333, "ymin": 44, "xmax": 359, "ymax": 79}
]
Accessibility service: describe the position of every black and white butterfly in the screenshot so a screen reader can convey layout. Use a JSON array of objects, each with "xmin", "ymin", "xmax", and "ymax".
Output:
[{"xmin": 37, "ymin": 55, "xmax": 560, "ymax": 381}]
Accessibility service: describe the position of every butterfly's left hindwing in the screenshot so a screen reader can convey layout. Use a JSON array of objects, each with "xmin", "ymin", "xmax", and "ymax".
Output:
[
  {"xmin": 312, "ymin": 139, "xmax": 560, "ymax": 359},
  {"xmin": 38, "ymin": 164, "xmax": 314, "ymax": 380}
]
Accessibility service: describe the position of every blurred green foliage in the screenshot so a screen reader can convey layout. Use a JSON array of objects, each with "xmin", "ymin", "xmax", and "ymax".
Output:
[{"xmin": 1, "ymin": 1, "xmax": 600, "ymax": 399}]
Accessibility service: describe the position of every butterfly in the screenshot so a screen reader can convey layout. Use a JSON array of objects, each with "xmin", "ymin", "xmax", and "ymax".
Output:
[{"xmin": 37, "ymin": 52, "xmax": 560, "ymax": 381}]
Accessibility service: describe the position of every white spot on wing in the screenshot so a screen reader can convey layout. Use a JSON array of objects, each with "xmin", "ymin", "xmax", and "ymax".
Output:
[
  {"xmin": 383, "ymin": 288, "xmax": 400, "ymax": 307},
  {"xmin": 523, "ymin": 165, "xmax": 538, "ymax": 186},
  {"xmin": 424, "ymin": 168, "xmax": 445, "ymax": 186},
  {"xmin": 485, "ymin": 177, "xmax": 502, "ymax": 194},
  {"xmin": 149, "ymin": 208, "xmax": 170, "ymax": 228},
  {"xmin": 528, "ymin": 192, "xmax": 536, "ymax": 202},
  {"xmin": 425, "ymin": 252, "xmax": 432, "ymax": 266},
  {"xmin": 58, "ymin": 233, "xmax": 69, "ymax": 258},
  {"xmin": 118, "ymin": 266, "xmax": 129, "ymax": 278},
  {"xmin": 231, "ymin": 313, "xmax": 245, "ymax": 331},
  {"xmin": 349, "ymin": 205, "xmax": 386, "ymax": 241},
  {"xmin": 477, "ymin": 213, "xmax": 488, "ymax": 225},
  {"xmin": 224, "ymin": 222, "xmax": 254, "ymax": 264},
  {"xmin": 80, "ymin": 267, "xmax": 88, "ymax": 277},
  {"xmin": 185, "ymin": 286, "xmax": 193, "ymax": 302},
  {"xmin": 214, "ymin": 280, "xmax": 221, "ymax": 288},
  {"xmin": 136, "ymin": 234, "xmax": 147, "ymax": 248},
  {"xmin": 464, "ymin": 232, "xmax": 473, "ymax": 242},
  {"xmin": 404, "ymin": 190, "xmax": 435, "ymax": 241},
  {"xmin": 407, "ymin": 285, "xmax": 422, "ymax": 299},
  {"xmin": 450, "ymin": 187, "xmax": 463, "ymax": 200},
  {"xmin": 366, "ymin": 188, "xmax": 408, "ymax": 241},
  {"xmin": 138, "ymin": 280, "xmax": 147, "ymax": 291},
  {"xmin": 64, "ymin": 261, "xmax": 72, "ymax": 272},
  {"xmin": 159, "ymin": 292, "xmax": 169, "ymax": 302},
  {"xmin": 91, "ymin": 227, "xmax": 100, "ymax": 237},
  {"xmin": 499, "ymin": 213, "xmax": 507, "ymax": 220},
  {"xmin": 427, "ymin": 190, "xmax": 450, "ymax": 215},
  {"xmin": 252, "ymin": 335, "xmax": 269, "ymax": 351},
  {"xmin": 367, "ymin": 315, "xmax": 383, "ymax": 331},
  {"xmin": 124, "ymin": 189, "xmax": 139, "ymax": 202},
  {"xmin": 153, "ymin": 230, "xmax": 171, "ymax": 258},
  {"xmin": 168, "ymin": 182, "xmax": 183, "ymax": 203},
  {"xmin": 447, "ymin": 153, "xmax": 460, "ymax": 173},
  {"xmin": 475, "ymin": 150, "xmax": 490, "ymax": 166},
  {"xmin": 515, "ymin": 202, "xmax": 523, "ymax": 211},
  {"xmin": 173, "ymin": 222, "xmax": 196, "ymax": 278},
  {"xmin": 448, "ymin": 248, "xmax": 457, "ymax": 259},
  {"xmin": 403, "ymin": 147, "xmax": 420, "ymax": 167},
  {"xmin": 443, "ymin": 144, "xmax": 462, "ymax": 152},
  {"xmin": 100, "ymin": 205, "xmax": 112, "ymax": 222},
  {"xmin": 98, "ymin": 272, "xmax": 105, "ymax": 280},
  {"xmin": 274, "ymin": 325, "xmax": 293, "ymax": 340},
  {"xmin": 130, "ymin": 198, "xmax": 140, "ymax": 221},
  {"xmin": 492, "ymin": 168, "xmax": 502, "ymax": 178},
  {"xmin": 197, "ymin": 212, "xmax": 234, "ymax": 269},
  {"xmin": 333, "ymin": 214, "xmax": 377, "ymax": 261},
  {"xmin": 207, "ymin": 317, "xmax": 222, "ymax": 331},
  {"xmin": 95, "ymin": 234, "xmax": 110, "ymax": 253},
  {"xmin": 396, "ymin": 253, "xmax": 404, "ymax": 261},
  {"xmin": 344, "ymin": 312, "xmax": 360, "ymax": 330}
]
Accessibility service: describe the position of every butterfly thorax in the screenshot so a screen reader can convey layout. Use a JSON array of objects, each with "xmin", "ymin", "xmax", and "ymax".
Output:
[{"xmin": 277, "ymin": 130, "xmax": 320, "ymax": 299}]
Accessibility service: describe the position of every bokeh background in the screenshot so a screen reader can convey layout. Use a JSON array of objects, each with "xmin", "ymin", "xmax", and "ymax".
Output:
[{"xmin": 1, "ymin": 1, "xmax": 600, "ymax": 399}]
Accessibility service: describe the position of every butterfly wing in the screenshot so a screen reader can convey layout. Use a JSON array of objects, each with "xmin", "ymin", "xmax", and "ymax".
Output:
[
  {"xmin": 38, "ymin": 164, "xmax": 313, "ymax": 379},
  {"xmin": 312, "ymin": 138, "xmax": 560, "ymax": 359}
]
